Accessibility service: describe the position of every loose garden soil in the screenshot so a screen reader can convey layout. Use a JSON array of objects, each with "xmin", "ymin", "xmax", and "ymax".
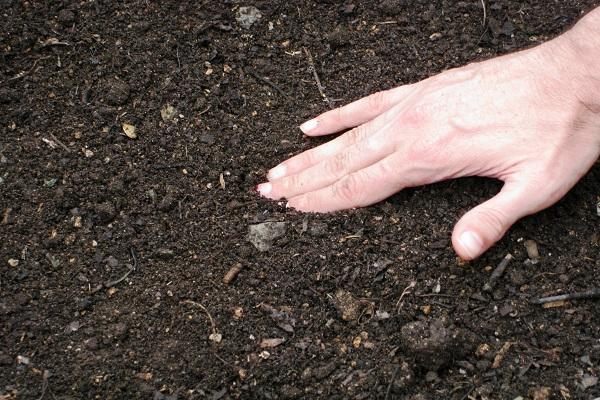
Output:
[{"xmin": 1, "ymin": 1, "xmax": 600, "ymax": 399}]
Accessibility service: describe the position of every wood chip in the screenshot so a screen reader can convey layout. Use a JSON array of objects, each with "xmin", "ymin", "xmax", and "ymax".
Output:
[
  {"xmin": 524, "ymin": 240, "xmax": 539, "ymax": 259},
  {"xmin": 492, "ymin": 342, "xmax": 513, "ymax": 369},
  {"xmin": 223, "ymin": 262, "xmax": 244, "ymax": 284},
  {"xmin": 122, "ymin": 123, "xmax": 137, "ymax": 139},
  {"xmin": 542, "ymin": 300, "xmax": 569, "ymax": 309},
  {"xmin": 260, "ymin": 338, "xmax": 285, "ymax": 348},
  {"xmin": 135, "ymin": 372, "xmax": 153, "ymax": 381}
]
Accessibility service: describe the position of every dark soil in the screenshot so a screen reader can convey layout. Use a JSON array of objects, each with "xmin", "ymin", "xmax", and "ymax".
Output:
[{"xmin": 1, "ymin": 1, "xmax": 599, "ymax": 399}]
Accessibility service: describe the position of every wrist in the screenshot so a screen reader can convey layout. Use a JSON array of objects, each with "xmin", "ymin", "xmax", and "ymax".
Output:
[{"xmin": 558, "ymin": 9, "xmax": 600, "ymax": 103}]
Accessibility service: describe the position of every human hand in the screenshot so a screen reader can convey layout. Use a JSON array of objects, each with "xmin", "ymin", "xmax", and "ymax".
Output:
[{"xmin": 258, "ymin": 10, "xmax": 600, "ymax": 260}]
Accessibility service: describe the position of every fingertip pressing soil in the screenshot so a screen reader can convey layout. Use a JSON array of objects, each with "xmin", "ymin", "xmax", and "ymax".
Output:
[{"xmin": 1, "ymin": 1, "xmax": 599, "ymax": 399}]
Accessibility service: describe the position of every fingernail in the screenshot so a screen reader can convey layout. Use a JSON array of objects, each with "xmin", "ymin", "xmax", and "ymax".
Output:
[
  {"xmin": 459, "ymin": 231, "xmax": 483, "ymax": 259},
  {"xmin": 257, "ymin": 182, "xmax": 272, "ymax": 196},
  {"xmin": 268, "ymin": 165, "xmax": 287, "ymax": 180},
  {"xmin": 300, "ymin": 119, "xmax": 318, "ymax": 134}
]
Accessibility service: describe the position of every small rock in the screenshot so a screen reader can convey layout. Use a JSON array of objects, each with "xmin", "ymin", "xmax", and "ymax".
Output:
[
  {"xmin": 122, "ymin": 123, "xmax": 137, "ymax": 139},
  {"xmin": 236, "ymin": 6, "xmax": 263, "ymax": 29},
  {"xmin": 524, "ymin": 240, "xmax": 539, "ymax": 259},
  {"xmin": 528, "ymin": 386, "xmax": 551, "ymax": 400},
  {"xmin": 339, "ymin": 3, "xmax": 356, "ymax": 15},
  {"xmin": 325, "ymin": 30, "xmax": 350, "ymax": 49},
  {"xmin": 280, "ymin": 385, "xmax": 302, "ymax": 399},
  {"xmin": 209, "ymin": 333, "xmax": 223, "ymax": 344},
  {"xmin": 393, "ymin": 360, "xmax": 415, "ymax": 391},
  {"xmin": 312, "ymin": 362, "xmax": 337, "ymax": 380},
  {"xmin": 58, "ymin": 9, "xmax": 75, "ymax": 24},
  {"xmin": 509, "ymin": 269, "xmax": 526, "ymax": 286},
  {"xmin": 248, "ymin": 222, "xmax": 287, "ymax": 252},
  {"xmin": 498, "ymin": 303, "xmax": 514, "ymax": 317},
  {"xmin": 155, "ymin": 248, "xmax": 175, "ymax": 259},
  {"xmin": 108, "ymin": 322, "xmax": 128, "ymax": 341},
  {"xmin": 44, "ymin": 178, "xmax": 58, "ymax": 188},
  {"xmin": 580, "ymin": 354, "xmax": 593, "ymax": 367},
  {"xmin": 161, "ymin": 104, "xmax": 178, "ymax": 122},
  {"xmin": 84, "ymin": 337, "xmax": 98, "ymax": 350},
  {"xmin": 78, "ymin": 297, "xmax": 92, "ymax": 311},
  {"xmin": 581, "ymin": 375, "xmax": 598, "ymax": 389},
  {"xmin": 199, "ymin": 133, "xmax": 215, "ymax": 145},
  {"xmin": 375, "ymin": 310, "xmax": 391, "ymax": 320},
  {"xmin": 331, "ymin": 289, "xmax": 361, "ymax": 322},
  {"xmin": 0, "ymin": 353, "xmax": 12, "ymax": 365},
  {"xmin": 135, "ymin": 372, "xmax": 153, "ymax": 381},
  {"xmin": 378, "ymin": 0, "xmax": 407, "ymax": 16},
  {"xmin": 65, "ymin": 321, "xmax": 80, "ymax": 333},
  {"xmin": 399, "ymin": 319, "xmax": 476, "ymax": 370},
  {"xmin": 158, "ymin": 194, "xmax": 176, "ymax": 212},
  {"xmin": 106, "ymin": 256, "xmax": 119, "ymax": 268},
  {"xmin": 16, "ymin": 355, "xmax": 30, "ymax": 365},
  {"xmin": 102, "ymin": 78, "xmax": 130, "ymax": 106},
  {"xmin": 95, "ymin": 202, "xmax": 117, "ymax": 223},
  {"xmin": 425, "ymin": 371, "xmax": 439, "ymax": 383},
  {"xmin": 476, "ymin": 360, "xmax": 491, "ymax": 371}
]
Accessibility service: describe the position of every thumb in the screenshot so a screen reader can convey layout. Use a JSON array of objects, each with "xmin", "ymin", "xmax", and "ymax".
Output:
[{"xmin": 452, "ymin": 182, "xmax": 538, "ymax": 260}]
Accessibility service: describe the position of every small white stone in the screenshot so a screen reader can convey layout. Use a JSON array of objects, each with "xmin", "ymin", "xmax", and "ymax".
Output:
[{"xmin": 209, "ymin": 333, "xmax": 223, "ymax": 344}]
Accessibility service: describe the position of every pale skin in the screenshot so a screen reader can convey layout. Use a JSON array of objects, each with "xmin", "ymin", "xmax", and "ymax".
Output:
[{"xmin": 258, "ymin": 8, "xmax": 600, "ymax": 260}]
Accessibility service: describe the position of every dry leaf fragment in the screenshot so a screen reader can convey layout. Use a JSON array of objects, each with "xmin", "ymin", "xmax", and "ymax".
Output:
[{"xmin": 122, "ymin": 123, "xmax": 137, "ymax": 139}]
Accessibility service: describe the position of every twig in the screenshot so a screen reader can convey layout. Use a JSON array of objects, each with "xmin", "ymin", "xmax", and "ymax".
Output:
[
  {"xmin": 532, "ymin": 289, "xmax": 600, "ymax": 304},
  {"xmin": 460, "ymin": 385, "xmax": 475, "ymax": 400},
  {"xmin": 384, "ymin": 365, "xmax": 399, "ymax": 400},
  {"xmin": 246, "ymin": 68, "xmax": 289, "ymax": 98},
  {"xmin": 182, "ymin": 300, "xmax": 217, "ymax": 334},
  {"xmin": 130, "ymin": 248, "xmax": 138, "ymax": 271},
  {"xmin": 49, "ymin": 133, "xmax": 71, "ymax": 152},
  {"xmin": 152, "ymin": 162, "xmax": 195, "ymax": 170},
  {"xmin": 4, "ymin": 56, "xmax": 51, "ymax": 84},
  {"xmin": 105, "ymin": 266, "xmax": 135, "ymax": 288},
  {"xmin": 198, "ymin": 105, "xmax": 211, "ymax": 115},
  {"xmin": 483, "ymin": 253, "xmax": 512, "ymax": 292},
  {"xmin": 37, "ymin": 370, "xmax": 50, "ymax": 400},
  {"xmin": 396, "ymin": 281, "xmax": 416, "ymax": 312},
  {"xmin": 302, "ymin": 47, "xmax": 334, "ymax": 109},
  {"xmin": 417, "ymin": 293, "xmax": 455, "ymax": 298},
  {"xmin": 480, "ymin": 0, "xmax": 488, "ymax": 28}
]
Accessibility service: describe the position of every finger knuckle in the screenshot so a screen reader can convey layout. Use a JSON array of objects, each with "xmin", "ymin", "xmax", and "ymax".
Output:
[
  {"xmin": 347, "ymin": 123, "xmax": 370, "ymax": 144},
  {"xmin": 334, "ymin": 106, "xmax": 346, "ymax": 123},
  {"xmin": 402, "ymin": 103, "xmax": 429, "ymax": 126},
  {"xmin": 325, "ymin": 152, "xmax": 350, "ymax": 177},
  {"xmin": 367, "ymin": 91, "xmax": 388, "ymax": 111},
  {"xmin": 282, "ymin": 173, "xmax": 302, "ymax": 192},
  {"xmin": 479, "ymin": 207, "xmax": 510, "ymax": 239},
  {"xmin": 332, "ymin": 174, "xmax": 361, "ymax": 204}
]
